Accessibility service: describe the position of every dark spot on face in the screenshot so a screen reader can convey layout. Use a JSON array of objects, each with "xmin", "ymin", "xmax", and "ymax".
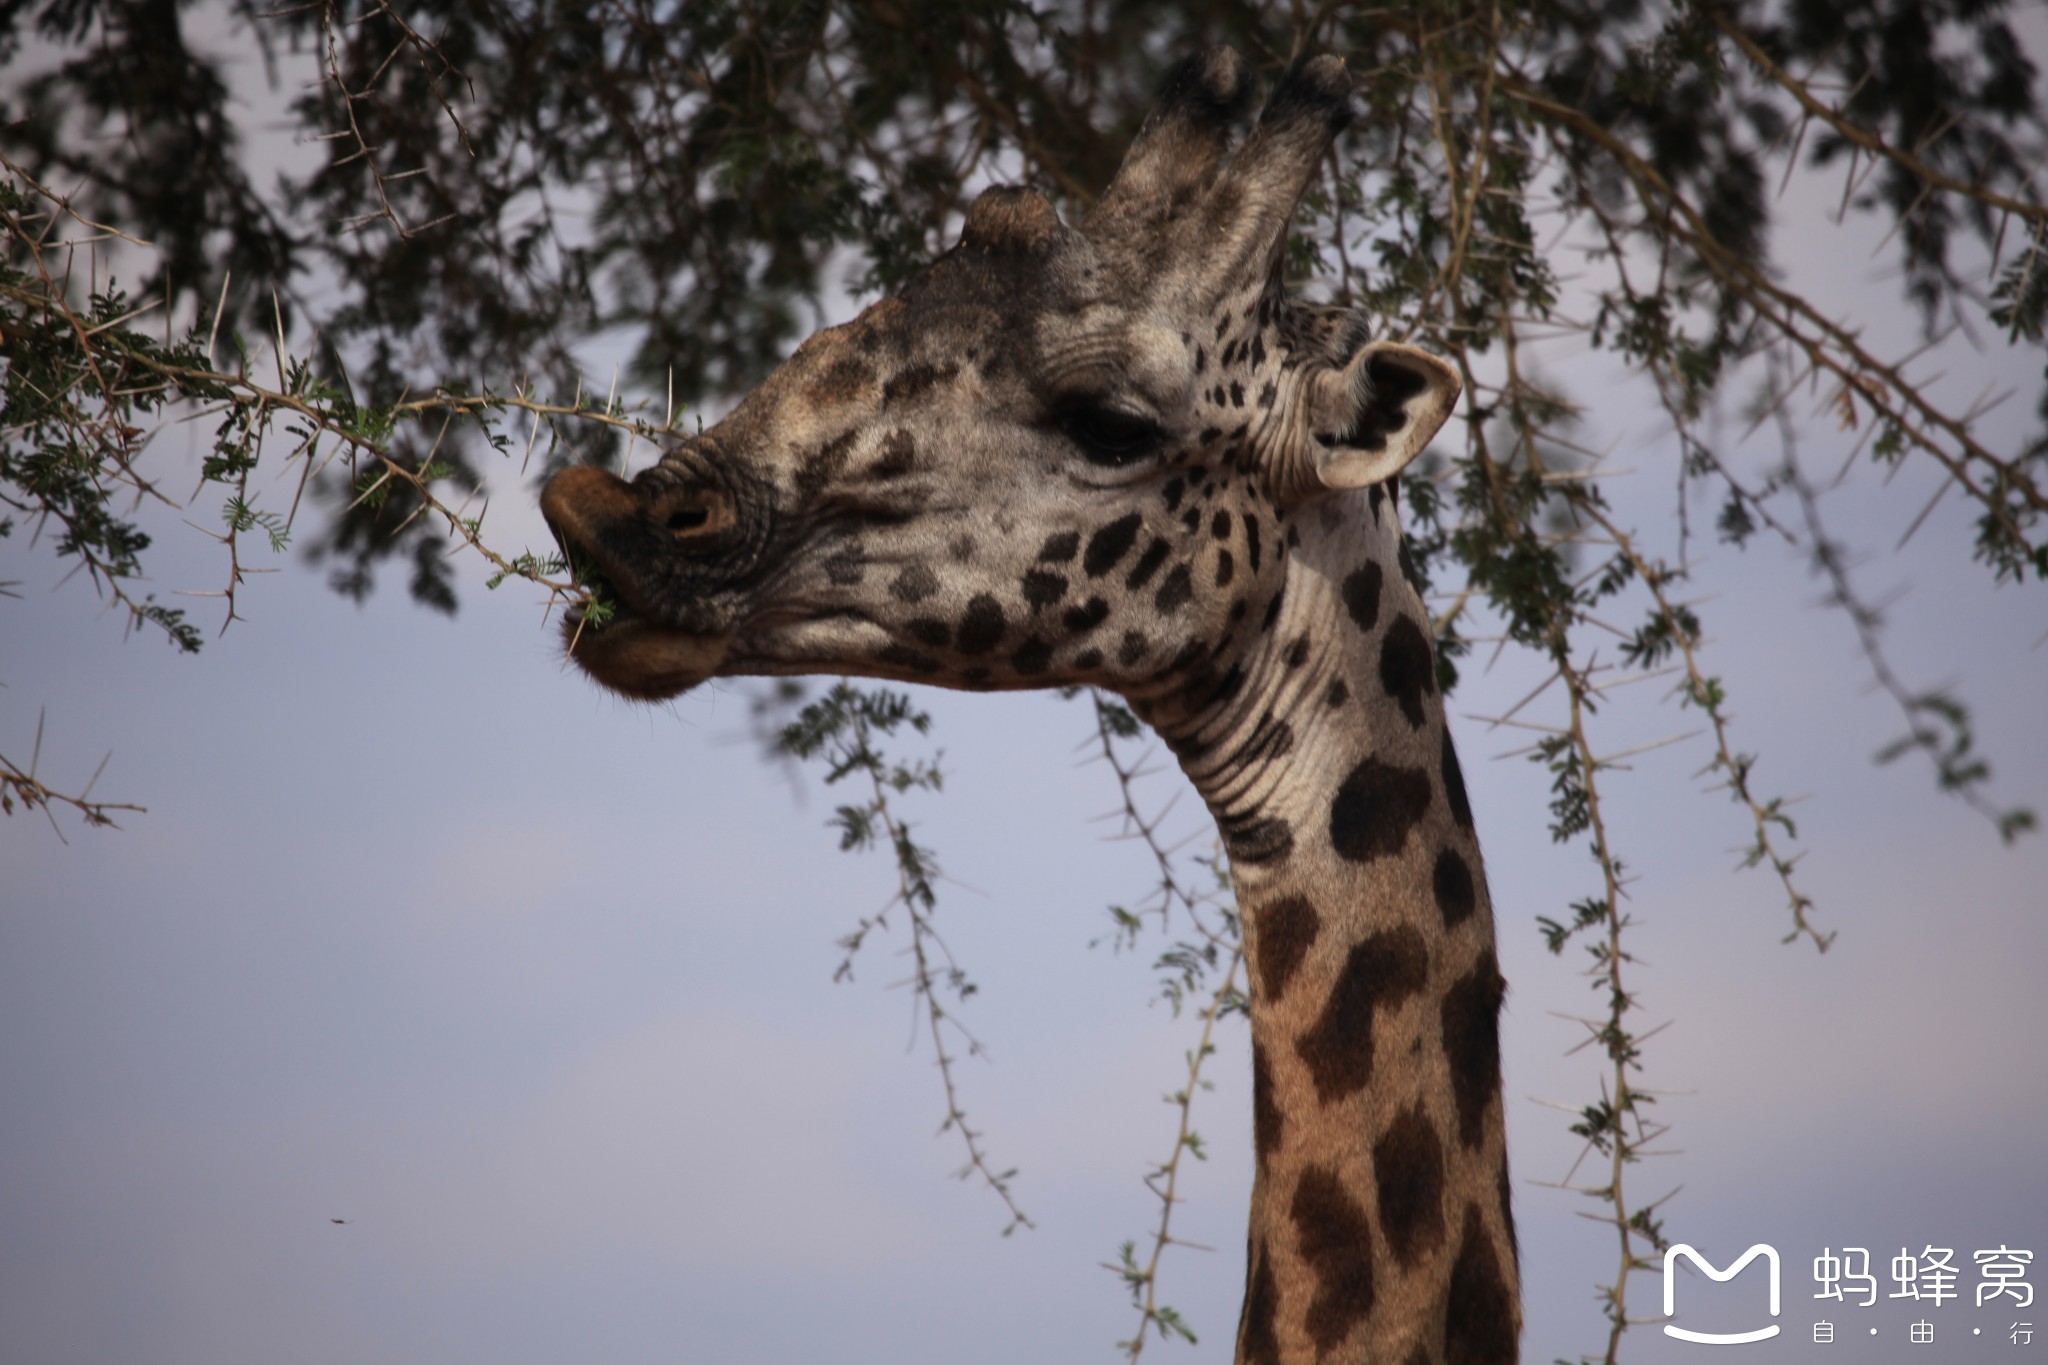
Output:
[
  {"xmin": 1073, "ymin": 648, "xmax": 1103, "ymax": 671},
  {"xmin": 1329, "ymin": 757, "xmax": 1433, "ymax": 864},
  {"xmin": 881, "ymin": 359, "xmax": 955, "ymax": 407},
  {"xmin": 1249, "ymin": 335, "xmax": 1266, "ymax": 369},
  {"xmin": 907, "ymin": 618, "xmax": 951, "ymax": 649},
  {"xmin": 1155, "ymin": 563, "xmax": 1194, "ymax": 613},
  {"xmin": 797, "ymin": 432, "xmax": 860, "ymax": 500},
  {"xmin": 1373, "ymin": 1107, "xmax": 1447, "ymax": 1268},
  {"xmin": 877, "ymin": 643, "xmax": 942, "ymax": 674},
  {"xmin": 1433, "ymin": 848, "xmax": 1476, "ymax": 927},
  {"xmin": 1229, "ymin": 380, "xmax": 1245, "ymax": 408},
  {"xmin": 1257, "ymin": 380, "xmax": 1278, "ymax": 409},
  {"xmin": 1342, "ymin": 562, "xmax": 1383, "ymax": 634},
  {"xmin": 1181, "ymin": 508, "xmax": 1201, "ymax": 534},
  {"xmin": 1037, "ymin": 530, "xmax": 1080, "ymax": 563},
  {"xmin": 874, "ymin": 428, "xmax": 918, "ymax": 478},
  {"xmin": 823, "ymin": 546, "xmax": 866, "ymax": 586},
  {"xmin": 808, "ymin": 355, "xmax": 873, "ymax": 407},
  {"xmin": 1215, "ymin": 549, "xmax": 1235, "ymax": 587},
  {"xmin": 1162, "ymin": 477, "xmax": 1186, "ymax": 512},
  {"xmin": 1444, "ymin": 1203, "xmax": 1517, "ymax": 1365},
  {"xmin": 1084, "ymin": 513, "xmax": 1143, "ymax": 578},
  {"xmin": 1240, "ymin": 1239, "xmax": 1280, "ymax": 1365},
  {"xmin": 1251, "ymin": 1042, "xmax": 1282, "ymax": 1167},
  {"xmin": 956, "ymin": 594, "xmax": 1005, "ymax": 656},
  {"xmin": 1116, "ymin": 630, "xmax": 1149, "ymax": 666},
  {"xmin": 1212, "ymin": 511, "xmax": 1232, "ymax": 540},
  {"xmin": 1011, "ymin": 637, "xmax": 1053, "ymax": 676},
  {"xmin": 1295, "ymin": 925, "xmax": 1428, "ymax": 1103},
  {"xmin": 1379, "ymin": 616, "xmax": 1437, "ymax": 728},
  {"xmin": 1291, "ymin": 1165, "xmax": 1374, "ymax": 1353},
  {"xmin": 890, "ymin": 563, "xmax": 939, "ymax": 603},
  {"xmin": 1021, "ymin": 569, "xmax": 1067, "ymax": 610},
  {"xmin": 1199, "ymin": 425, "xmax": 1222, "ymax": 445},
  {"xmin": 1243, "ymin": 515, "xmax": 1261, "ymax": 572},
  {"xmin": 1254, "ymin": 894, "xmax": 1318, "ymax": 1003},
  {"xmin": 1443, "ymin": 728, "xmax": 1475, "ymax": 830},
  {"xmin": 949, "ymin": 534, "xmax": 977, "ymax": 562},
  {"xmin": 1284, "ymin": 635, "xmax": 1311, "ymax": 669},
  {"xmin": 1126, "ymin": 537, "xmax": 1171, "ymax": 591},
  {"xmin": 1062, "ymin": 597, "xmax": 1109, "ymax": 634},
  {"xmin": 1325, "ymin": 679, "xmax": 1350, "ymax": 708},
  {"xmin": 1211, "ymin": 664, "xmax": 1247, "ymax": 706},
  {"xmin": 1368, "ymin": 483, "xmax": 1386, "ymax": 521},
  {"xmin": 1442, "ymin": 950, "xmax": 1506, "ymax": 1149},
  {"xmin": 1220, "ymin": 813, "xmax": 1292, "ymax": 866}
]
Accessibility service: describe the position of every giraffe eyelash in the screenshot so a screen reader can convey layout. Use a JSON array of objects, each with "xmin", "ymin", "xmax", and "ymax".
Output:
[{"xmin": 1058, "ymin": 404, "xmax": 1164, "ymax": 467}]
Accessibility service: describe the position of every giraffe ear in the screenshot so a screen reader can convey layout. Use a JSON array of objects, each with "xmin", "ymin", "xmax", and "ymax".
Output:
[{"xmin": 1313, "ymin": 342, "xmax": 1462, "ymax": 491}]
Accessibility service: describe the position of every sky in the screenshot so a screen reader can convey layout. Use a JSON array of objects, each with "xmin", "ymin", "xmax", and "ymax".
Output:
[{"xmin": 5, "ymin": 19, "xmax": 2048, "ymax": 1365}]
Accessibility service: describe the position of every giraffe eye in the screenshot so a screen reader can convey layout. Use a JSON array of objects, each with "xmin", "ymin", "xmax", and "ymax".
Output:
[{"xmin": 1061, "ymin": 406, "xmax": 1162, "ymax": 467}]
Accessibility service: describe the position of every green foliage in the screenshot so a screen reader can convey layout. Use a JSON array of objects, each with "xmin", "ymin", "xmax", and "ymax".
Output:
[
  {"xmin": 1990, "ymin": 222, "xmax": 2048, "ymax": 344},
  {"xmin": 2, "ymin": 153, "xmax": 634, "ymax": 661},
  {"xmin": 0, "ymin": 237, "xmax": 216, "ymax": 650}
]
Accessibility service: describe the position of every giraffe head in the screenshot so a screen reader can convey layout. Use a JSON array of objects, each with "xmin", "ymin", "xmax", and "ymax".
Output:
[{"xmin": 540, "ymin": 49, "xmax": 1460, "ymax": 714}]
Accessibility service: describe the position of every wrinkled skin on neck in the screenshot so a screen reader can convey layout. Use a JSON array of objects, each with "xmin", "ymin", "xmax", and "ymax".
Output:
[{"xmin": 541, "ymin": 47, "xmax": 1517, "ymax": 1365}]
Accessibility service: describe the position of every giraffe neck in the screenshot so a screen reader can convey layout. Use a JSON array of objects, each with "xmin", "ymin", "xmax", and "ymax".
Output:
[{"xmin": 1151, "ymin": 486, "xmax": 1520, "ymax": 1365}]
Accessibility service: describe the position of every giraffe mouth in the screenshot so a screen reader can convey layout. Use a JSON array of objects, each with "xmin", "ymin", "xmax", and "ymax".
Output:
[
  {"xmin": 551, "ymin": 575, "xmax": 733, "ymax": 700},
  {"xmin": 540, "ymin": 466, "xmax": 734, "ymax": 700},
  {"xmin": 558, "ymin": 553, "xmax": 620, "ymax": 624},
  {"xmin": 558, "ymin": 610, "xmax": 732, "ymax": 700}
]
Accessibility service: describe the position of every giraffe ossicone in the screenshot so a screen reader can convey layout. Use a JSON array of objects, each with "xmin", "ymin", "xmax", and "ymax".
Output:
[{"xmin": 541, "ymin": 46, "xmax": 1519, "ymax": 1365}]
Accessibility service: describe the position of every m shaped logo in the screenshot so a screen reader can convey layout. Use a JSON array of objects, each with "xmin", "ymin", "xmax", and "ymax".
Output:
[{"xmin": 1663, "ymin": 1243, "xmax": 1782, "ymax": 1345}]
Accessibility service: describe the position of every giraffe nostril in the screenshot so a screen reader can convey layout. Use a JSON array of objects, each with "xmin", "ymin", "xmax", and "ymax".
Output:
[{"xmin": 656, "ymin": 490, "xmax": 734, "ymax": 540}]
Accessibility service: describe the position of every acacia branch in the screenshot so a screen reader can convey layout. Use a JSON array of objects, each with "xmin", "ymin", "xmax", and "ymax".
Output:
[
  {"xmin": 1115, "ymin": 950, "xmax": 1242, "ymax": 1361},
  {"xmin": 1709, "ymin": 9, "xmax": 2046, "ymax": 228},
  {"xmin": 1567, "ymin": 493, "xmax": 1830, "ymax": 946},
  {"xmin": 0, "ymin": 713, "xmax": 144, "ymax": 836},
  {"xmin": 1504, "ymin": 75, "xmax": 2047, "ymax": 549}
]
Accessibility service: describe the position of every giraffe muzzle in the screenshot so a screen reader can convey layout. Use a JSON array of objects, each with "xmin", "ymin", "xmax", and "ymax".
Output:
[{"xmin": 538, "ymin": 465, "xmax": 736, "ymax": 699}]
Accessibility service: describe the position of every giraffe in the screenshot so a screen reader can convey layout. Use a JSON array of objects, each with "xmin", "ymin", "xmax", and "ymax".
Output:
[{"xmin": 539, "ymin": 47, "xmax": 1518, "ymax": 1365}]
